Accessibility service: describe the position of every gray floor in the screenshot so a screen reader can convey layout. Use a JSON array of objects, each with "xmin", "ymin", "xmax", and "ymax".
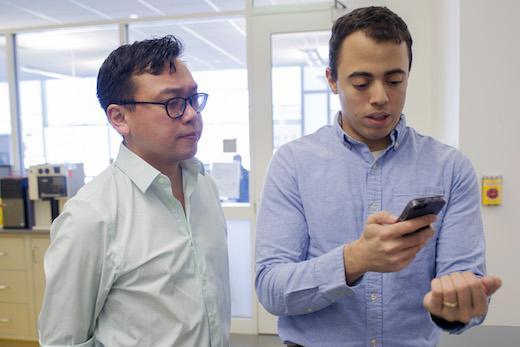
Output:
[
  {"xmin": 231, "ymin": 334, "xmax": 284, "ymax": 347},
  {"xmin": 231, "ymin": 326, "xmax": 520, "ymax": 346},
  {"xmin": 439, "ymin": 326, "xmax": 519, "ymax": 347},
  {"xmin": 2, "ymin": 327, "xmax": 517, "ymax": 347}
]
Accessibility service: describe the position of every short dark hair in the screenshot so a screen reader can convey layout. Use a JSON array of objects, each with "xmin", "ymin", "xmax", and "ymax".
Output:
[
  {"xmin": 328, "ymin": 6, "xmax": 413, "ymax": 81},
  {"xmin": 96, "ymin": 35, "xmax": 184, "ymax": 112}
]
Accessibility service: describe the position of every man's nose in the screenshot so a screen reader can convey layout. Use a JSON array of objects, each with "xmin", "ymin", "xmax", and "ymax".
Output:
[
  {"xmin": 180, "ymin": 102, "xmax": 198, "ymax": 123},
  {"xmin": 369, "ymin": 82, "xmax": 389, "ymax": 106}
]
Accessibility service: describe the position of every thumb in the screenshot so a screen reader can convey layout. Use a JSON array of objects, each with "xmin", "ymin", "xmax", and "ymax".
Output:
[
  {"xmin": 481, "ymin": 276, "xmax": 502, "ymax": 296},
  {"xmin": 366, "ymin": 211, "xmax": 398, "ymax": 225},
  {"xmin": 422, "ymin": 291, "xmax": 433, "ymax": 310}
]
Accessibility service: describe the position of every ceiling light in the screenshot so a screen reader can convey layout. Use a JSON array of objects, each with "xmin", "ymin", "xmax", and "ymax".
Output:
[{"xmin": 129, "ymin": 14, "xmax": 139, "ymax": 19}]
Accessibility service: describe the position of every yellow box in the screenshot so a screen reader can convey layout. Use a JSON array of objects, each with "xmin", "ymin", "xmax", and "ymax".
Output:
[{"xmin": 482, "ymin": 176, "xmax": 502, "ymax": 205}]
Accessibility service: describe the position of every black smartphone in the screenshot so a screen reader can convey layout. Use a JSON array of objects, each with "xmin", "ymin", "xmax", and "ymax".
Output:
[{"xmin": 397, "ymin": 196, "xmax": 446, "ymax": 223}]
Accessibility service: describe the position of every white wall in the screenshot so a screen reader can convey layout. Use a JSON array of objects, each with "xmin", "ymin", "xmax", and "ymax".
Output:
[
  {"xmin": 388, "ymin": 0, "xmax": 519, "ymax": 327},
  {"xmin": 459, "ymin": 0, "xmax": 520, "ymax": 326},
  {"xmin": 386, "ymin": 0, "xmax": 434, "ymax": 135},
  {"xmin": 431, "ymin": 0, "xmax": 460, "ymax": 147}
]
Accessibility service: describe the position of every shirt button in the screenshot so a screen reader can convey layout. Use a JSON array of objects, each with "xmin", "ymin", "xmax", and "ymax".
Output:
[
  {"xmin": 370, "ymin": 294, "xmax": 378, "ymax": 302},
  {"xmin": 306, "ymin": 308, "xmax": 313, "ymax": 313},
  {"xmin": 370, "ymin": 338, "xmax": 377, "ymax": 346}
]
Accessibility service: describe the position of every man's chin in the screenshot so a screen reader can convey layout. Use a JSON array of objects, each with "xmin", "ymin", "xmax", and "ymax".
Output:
[{"xmin": 176, "ymin": 147, "xmax": 198, "ymax": 162}]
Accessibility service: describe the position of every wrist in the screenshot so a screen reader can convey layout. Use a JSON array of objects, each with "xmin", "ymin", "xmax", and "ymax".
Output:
[{"xmin": 343, "ymin": 241, "xmax": 365, "ymax": 285}]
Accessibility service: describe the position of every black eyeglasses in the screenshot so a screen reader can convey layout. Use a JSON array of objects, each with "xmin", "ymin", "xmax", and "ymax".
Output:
[{"xmin": 115, "ymin": 93, "xmax": 209, "ymax": 120}]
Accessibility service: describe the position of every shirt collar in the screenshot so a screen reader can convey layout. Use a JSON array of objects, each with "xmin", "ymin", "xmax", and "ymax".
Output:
[
  {"xmin": 333, "ymin": 111, "xmax": 408, "ymax": 151},
  {"xmin": 114, "ymin": 143, "xmax": 205, "ymax": 193}
]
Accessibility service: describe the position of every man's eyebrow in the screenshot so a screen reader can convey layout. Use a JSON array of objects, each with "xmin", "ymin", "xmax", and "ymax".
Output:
[
  {"xmin": 155, "ymin": 85, "xmax": 198, "ymax": 99},
  {"xmin": 347, "ymin": 69, "xmax": 406, "ymax": 79},
  {"xmin": 384, "ymin": 69, "xmax": 406, "ymax": 76},
  {"xmin": 348, "ymin": 71, "xmax": 373, "ymax": 79}
]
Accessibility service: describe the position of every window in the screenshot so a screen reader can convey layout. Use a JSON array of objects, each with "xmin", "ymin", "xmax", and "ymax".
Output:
[
  {"xmin": 0, "ymin": 35, "xmax": 11, "ymax": 166},
  {"xmin": 15, "ymin": 26, "xmax": 120, "ymax": 180},
  {"xmin": 129, "ymin": 18, "xmax": 250, "ymax": 203},
  {"xmin": 271, "ymin": 31, "xmax": 339, "ymax": 150}
]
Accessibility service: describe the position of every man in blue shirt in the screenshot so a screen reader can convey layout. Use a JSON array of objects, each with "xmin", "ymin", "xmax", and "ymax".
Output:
[{"xmin": 255, "ymin": 7, "xmax": 502, "ymax": 347}]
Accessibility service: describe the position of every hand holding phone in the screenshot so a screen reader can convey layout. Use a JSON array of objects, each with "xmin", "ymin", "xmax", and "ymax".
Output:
[{"xmin": 397, "ymin": 196, "xmax": 445, "ymax": 233}]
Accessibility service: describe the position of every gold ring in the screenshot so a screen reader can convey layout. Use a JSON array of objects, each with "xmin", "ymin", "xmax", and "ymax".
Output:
[{"xmin": 443, "ymin": 301, "xmax": 458, "ymax": 308}]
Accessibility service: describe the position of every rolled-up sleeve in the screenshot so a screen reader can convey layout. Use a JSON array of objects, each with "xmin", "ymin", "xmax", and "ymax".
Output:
[
  {"xmin": 255, "ymin": 146, "xmax": 355, "ymax": 316},
  {"xmin": 434, "ymin": 154, "xmax": 487, "ymax": 333},
  {"xmin": 38, "ymin": 200, "xmax": 108, "ymax": 347}
]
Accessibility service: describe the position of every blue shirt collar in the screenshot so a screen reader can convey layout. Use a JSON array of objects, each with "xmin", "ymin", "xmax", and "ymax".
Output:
[{"xmin": 333, "ymin": 111, "xmax": 408, "ymax": 151}]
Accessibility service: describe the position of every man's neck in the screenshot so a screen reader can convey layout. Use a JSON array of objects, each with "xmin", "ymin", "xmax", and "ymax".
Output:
[{"xmin": 338, "ymin": 115, "xmax": 390, "ymax": 151}]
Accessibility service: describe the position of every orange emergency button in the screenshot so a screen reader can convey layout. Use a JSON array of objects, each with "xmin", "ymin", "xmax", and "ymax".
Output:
[{"xmin": 482, "ymin": 176, "xmax": 502, "ymax": 205}]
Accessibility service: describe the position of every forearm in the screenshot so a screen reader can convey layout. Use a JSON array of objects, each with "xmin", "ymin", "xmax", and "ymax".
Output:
[{"xmin": 256, "ymin": 245, "xmax": 354, "ymax": 316}]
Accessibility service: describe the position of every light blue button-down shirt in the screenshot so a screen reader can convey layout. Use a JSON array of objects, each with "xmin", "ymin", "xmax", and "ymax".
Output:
[
  {"xmin": 39, "ymin": 144, "xmax": 230, "ymax": 347},
  {"xmin": 256, "ymin": 114, "xmax": 486, "ymax": 347}
]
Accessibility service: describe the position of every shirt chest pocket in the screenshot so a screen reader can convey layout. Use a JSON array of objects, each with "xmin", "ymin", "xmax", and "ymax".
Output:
[{"xmin": 389, "ymin": 186, "xmax": 446, "ymax": 221}]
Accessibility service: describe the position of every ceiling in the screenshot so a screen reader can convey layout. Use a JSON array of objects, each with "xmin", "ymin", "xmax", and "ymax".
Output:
[
  {"xmin": 0, "ymin": 0, "xmax": 245, "ymax": 30},
  {"xmin": 0, "ymin": 0, "xmax": 333, "ymax": 82}
]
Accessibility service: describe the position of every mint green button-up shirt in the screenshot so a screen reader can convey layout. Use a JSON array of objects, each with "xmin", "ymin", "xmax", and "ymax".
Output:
[{"xmin": 39, "ymin": 144, "xmax": 230, "ymax": 347}]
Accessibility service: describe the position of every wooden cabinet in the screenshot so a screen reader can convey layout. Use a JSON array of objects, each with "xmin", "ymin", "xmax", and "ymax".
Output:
[
  {"xmin": 0, "ymin": 232, "xmax": 49, "ymax": 341},
  {"xmin": 30, "ymin": 237, "xmax": 50, "ymax": 325}
]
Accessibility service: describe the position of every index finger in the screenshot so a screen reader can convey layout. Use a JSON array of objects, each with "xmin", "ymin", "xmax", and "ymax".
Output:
[
  {"xmin": 389, "ymin": 214, "xmax": 436, "ymax": 238},
  {"xmin": 366, "ymin": 211, "xmax": 398, "ymax": 225}
]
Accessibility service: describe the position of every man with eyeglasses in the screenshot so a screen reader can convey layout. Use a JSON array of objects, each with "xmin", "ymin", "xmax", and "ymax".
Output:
[{"xmin": 38, "ymin": 35, "xmax": 230, "ymax": 347}]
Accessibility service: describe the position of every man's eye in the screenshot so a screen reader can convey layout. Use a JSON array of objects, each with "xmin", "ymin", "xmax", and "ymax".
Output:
[
  {"xmin": 353, "ymin": 83, "xmax": 368, "ymax": 90},
  {"xmin": 388, "ymin": 80, "xmax": 403, "ymax": 85},
  {"xmin": 168, "ymin": 99, "xmax": 182, "ymax": 107}
]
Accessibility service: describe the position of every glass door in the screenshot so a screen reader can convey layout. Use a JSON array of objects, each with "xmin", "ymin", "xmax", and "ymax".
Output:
[{"xmin": 248, "ymin": 8, "xmax": 333, "ymax": 334}]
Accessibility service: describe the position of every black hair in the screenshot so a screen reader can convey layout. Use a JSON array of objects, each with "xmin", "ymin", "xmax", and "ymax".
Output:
[
  {"xmin": 329, "ymin": 6, "xmax": 413, "ymax": 81},
  {"xmin": 96, "ymin": 35, "xmax": 184, "ymax": 112}
]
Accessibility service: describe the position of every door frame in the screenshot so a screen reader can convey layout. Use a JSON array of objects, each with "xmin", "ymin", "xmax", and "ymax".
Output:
[{"xmin": 247, "ymin": 8, "xmax": 333, "ymax": 334}]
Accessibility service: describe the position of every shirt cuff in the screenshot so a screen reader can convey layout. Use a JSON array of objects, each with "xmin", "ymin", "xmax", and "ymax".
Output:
[
  {"xmin": 431, "ymin": 314, "xmax": 466, "ymax": 331},
  {"xmin": 39, "ymin": 336, "xmax": 95, "ymax": 347},
  {"xmin": 431, "ymin": 313, "xmax": 486, "ymax": 334},
  {"xmin": 314, "ymin": 245, "xmax": 359, "ymax": 301}
]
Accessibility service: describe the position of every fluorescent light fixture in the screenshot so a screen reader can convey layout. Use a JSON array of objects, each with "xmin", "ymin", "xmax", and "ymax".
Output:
[
  {"xmin": 178, "ymin": 23, "xmax": 243, "ymax": 66},
  {"xmin": 137, "ymin": 0, "xmax": 166, "ymax": 16},
  {"xmin": 129, "ymin": 14, "xmax": 139, "ymax": 19}
]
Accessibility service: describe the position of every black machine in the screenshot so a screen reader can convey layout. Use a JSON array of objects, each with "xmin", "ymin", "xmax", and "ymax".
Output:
[{"xmin": 0, "ymin": 177, "xmax": 34, "ymax": 229}]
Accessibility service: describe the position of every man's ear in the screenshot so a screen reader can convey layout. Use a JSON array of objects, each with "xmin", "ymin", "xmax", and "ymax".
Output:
[
  {"xmin": 107, "ymin": 104, "xmax": 130, "ymax": 138},
  {"xmin": 325, "ymin": 67, "xmax": 338, "ymax": 94}
]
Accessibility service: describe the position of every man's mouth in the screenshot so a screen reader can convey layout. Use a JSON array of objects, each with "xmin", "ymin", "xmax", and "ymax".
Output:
[
  {"xmin": 367, "ymin": 113, "xmax": 390, "ymax": 121},
  {"xmin": 179, "ymin": 132, "xmax": 199, "ymax": 140},
  {"xmin": 365, "ymin": 113, "xmax": 392, "ymax": 127}
]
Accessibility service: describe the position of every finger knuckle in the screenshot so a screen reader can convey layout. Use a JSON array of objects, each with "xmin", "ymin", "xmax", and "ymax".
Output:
[
  {"xmin": 459, "ymin": 314, "xmax": 470, "ymax": 323},
  {"xmin": 445, "ymin": 289, "xmax": 456, "ymax": 298},
  {"xmin": 458, "ymin": 283, "xmax": 469, "ymax": 292},
  {"xmin": 382, "ymin": 244, "xmax": 395, "ymax": 255}
]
